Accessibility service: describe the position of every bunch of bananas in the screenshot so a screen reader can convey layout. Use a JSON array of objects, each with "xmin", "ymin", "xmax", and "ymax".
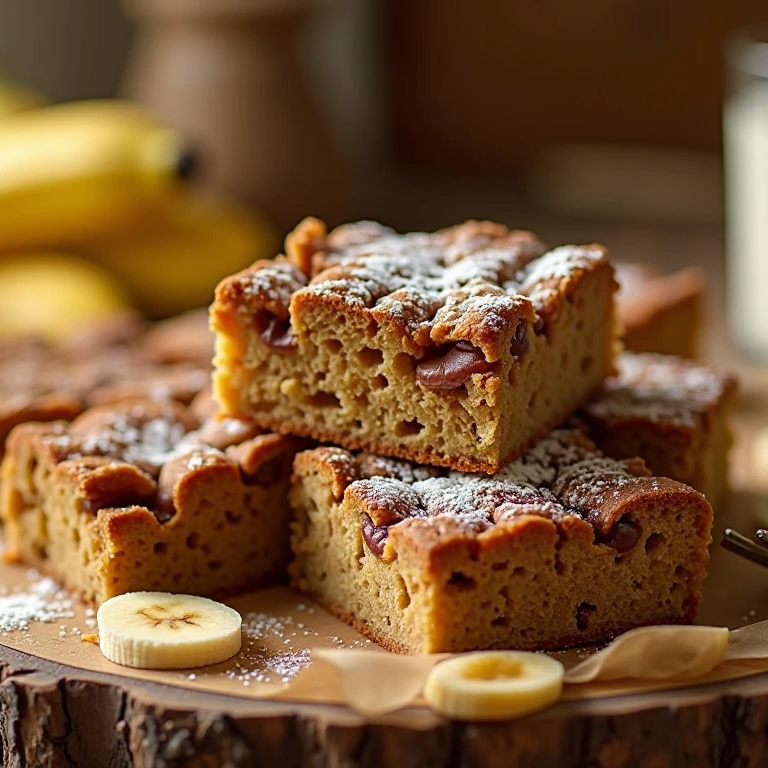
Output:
[{"xmin": 0, "ymin": 74, "xmax": 278, "ymax": 340}]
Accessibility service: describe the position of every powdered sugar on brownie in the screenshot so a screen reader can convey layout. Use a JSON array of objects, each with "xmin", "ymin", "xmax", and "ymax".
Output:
[
  {"xmin": 295, "ymin": 225, "xmax": 602, "ymax": 330},
  {"xmin": 358, "ymin": 453, "xmax": 441, "ymax": 483},
  {"xmin": 331, "ymin": 429, "xmax": 649, "ymax": 534},
  {"xmin": 45, "ymin": 401, "xmax": 262, "ymax": 483},
  {"xmin": 585, "ymin": 353, "xmax": 736, "ymax": 428},
  {"xmin": 228, "ymin": 220, "xmax": 611, "ymax": 351},
  {"xmin": 52, "ymin": 402, "xmax": 192, "ymax": 476},
  {"xmin": 517, "ymin": 245, "xmax": 607, "ymax": 288},
  {"xmin": 242, "ymin": 261, "xmax": 307, "ymax": 304}
]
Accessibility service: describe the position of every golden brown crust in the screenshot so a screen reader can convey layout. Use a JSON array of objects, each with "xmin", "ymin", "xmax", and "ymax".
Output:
[
  {"xmin": 215, "ymin": 258, "xmax": 307, "ymax": 320},
  {"xmin": 301, "ymin": 428, "xmax": 709, "ymax": 543},
  {"xmin": 214, "ymin": 219, "xmax": 605, "ymax": 362},
  {"xmin": 289, "ymin": 433, "xmax": 711, "ymax": 653},
  {"xmin": 285, "ymin": 216, "xmax": 327, "ymax": 277},
  {"xmin": 0, "ymin": 398, "xmax": 300, "ymax": 603},
  {"xmin": 212, "ymin": 218, "xmax": 617, "ymax": 473},
  {"xmin": 292, "ymin": 447, "xmax": 360, "ymax": 502}
]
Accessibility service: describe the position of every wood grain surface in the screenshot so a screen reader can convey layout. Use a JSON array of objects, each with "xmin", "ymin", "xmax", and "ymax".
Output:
[{"xmin": 6, "ymin": 642, "xmax": 768, "ymax": 767}]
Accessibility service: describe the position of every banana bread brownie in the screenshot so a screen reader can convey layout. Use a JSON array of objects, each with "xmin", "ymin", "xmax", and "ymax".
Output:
[
  {"xmin": 1, "ymin": 399, "xmax": 298, "ymax": 603},
  {"xmin": 616, "ymin": 263, "xmax": 705, "ymax": 358},
  {"xmin": 579, "ymin": 353, "xmax": 737, "ymax": 509},
  {"xmin": 212, "ymin": 218, "xmax": 618, "ymax": 474},
  {"xmin": 0, "ymin": 312, "xmax": 213, "ymax": 458},
  {"xmin": 289, "ymin": 430, "xmax": 713, "ymax": 653}
]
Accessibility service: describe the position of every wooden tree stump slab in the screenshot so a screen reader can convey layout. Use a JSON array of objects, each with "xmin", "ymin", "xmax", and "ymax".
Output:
[{"xmin": 4, "ymin": 642, "xmax": 768, "ymax": 767}]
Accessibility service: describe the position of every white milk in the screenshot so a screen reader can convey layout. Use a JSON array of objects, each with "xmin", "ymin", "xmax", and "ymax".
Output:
[{"xmin": 724, "ymin": 80, "xmax": 768, "ymax": 358}]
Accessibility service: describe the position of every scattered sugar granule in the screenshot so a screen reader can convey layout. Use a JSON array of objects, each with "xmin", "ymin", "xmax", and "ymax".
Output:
[
  {"xmin": 218, "ymin": 610, "xmax": 316, "ymax": 686},
  {"xmin": 0, "ymin": 578, "xmax": 74, "ymax": 633}
]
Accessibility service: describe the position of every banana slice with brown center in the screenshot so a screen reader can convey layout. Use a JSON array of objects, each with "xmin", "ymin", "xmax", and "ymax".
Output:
[{"xmin": 97, "ymin": 592, "xmax": 242, "ymax": 669}]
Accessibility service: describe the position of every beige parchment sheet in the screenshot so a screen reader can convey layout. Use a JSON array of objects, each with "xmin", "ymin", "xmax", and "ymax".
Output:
[{"xmin": 1, "ymin": 486, "xmax": 768, "ymax": 715}]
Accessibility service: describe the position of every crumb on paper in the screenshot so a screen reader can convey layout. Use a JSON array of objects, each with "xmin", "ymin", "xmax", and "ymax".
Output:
[{"xmin": 81, "ymin": 634, "xmax": 99, "ymax": 644}]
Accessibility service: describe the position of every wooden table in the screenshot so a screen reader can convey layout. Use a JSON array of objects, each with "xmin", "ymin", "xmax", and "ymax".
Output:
[
  {"xmin": 5, "ymin": 639, "xmax": 768, "ymax": 767},
  {"xmin": 2, "ymin": 213, "xmax": 767, "ymax": 768}
]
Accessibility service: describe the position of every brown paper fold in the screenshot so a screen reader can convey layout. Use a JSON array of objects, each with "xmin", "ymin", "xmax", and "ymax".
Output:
[
  {"xmin": 563, "ymin": 625, "xmax": 730, "ymax": 684},
  {"xmin": 311, "ymin": 650, "xmax": 447, "ymax": 716},
  {"xmin": 727, "ymin": 619, "xmax": 768, "ymax": 660}
]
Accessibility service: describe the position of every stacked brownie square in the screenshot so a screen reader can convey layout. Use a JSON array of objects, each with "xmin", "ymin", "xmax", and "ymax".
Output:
[
  {"xmin": 210, "ymin": 217, "xmax": 718, "ymax": 653},
  {"xmin": 0, "ymin": 312, "xmax": 300, "ymax": 603},
  {"xmin": 0, "ymin": 216, "xmax": 729, "ymax": 653}
]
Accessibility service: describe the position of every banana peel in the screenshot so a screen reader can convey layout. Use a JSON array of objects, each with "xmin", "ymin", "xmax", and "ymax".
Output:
[{"xmin": 85, "ymin": 195, "xmax": 279, "ymax": 318}]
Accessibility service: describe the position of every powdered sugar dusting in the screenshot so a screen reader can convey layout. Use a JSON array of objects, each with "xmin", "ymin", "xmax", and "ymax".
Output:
[
  {"xmin": 0, "ymin": 573, "xmax": 74, "ymax": 634},
  {"xmin": 359, "ymin": 453, "xmax": 441, "ymax": 483},
  {"xmin": 346, "ymin": 429, "xmax": 640, "ymax": 533},
  {"xmin": 242, "ymin": 260, "xmax": 306, "ymax": 304},
  {"xmin": 584, "ymin": 353, "xmax": 735, "ymax": 427},
  {"xmin": 240, "ymin": 221, "xmax": 604, "ymax": 348},
  {"xmin": 219, "ymin": 607, "xmax": 371, "ymax": 686},
  {"xmin": 51, "ymin": 402, "xmax": 191, "ymax": 477},
  {"xmin": 514, "ymin": 245, "xmax": 607, "ymax": 315},
  {"xmin": 518, "ymin": 245, "xmax": 605, "ymax": 289},
  {"xmin": 43, "ymin": 401, "xmax": 254, "ymax": 489}
]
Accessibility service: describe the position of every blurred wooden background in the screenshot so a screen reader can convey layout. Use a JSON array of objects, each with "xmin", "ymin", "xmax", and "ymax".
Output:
[
  {"xmin": 388, "ymin": 0, "xmax": 767, "ymax": 170},
  {"xmin": 0, "ymin": 0, "xmax": 766, "ymax": 231}
]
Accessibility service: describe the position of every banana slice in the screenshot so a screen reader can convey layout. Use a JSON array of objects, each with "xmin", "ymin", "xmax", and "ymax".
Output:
[
  {"xmin": 97, "ymin": 592, "xmax": 242, "ymax": 669},
  {"xmin": 424, "ymin": 651, "xmax": 564, "ymax": 720}
]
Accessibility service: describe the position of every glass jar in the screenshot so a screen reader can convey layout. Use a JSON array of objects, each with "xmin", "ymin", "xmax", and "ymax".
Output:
[{"xmin": 724, "ymin": 26, "xmax": 768, "ymax": 359}]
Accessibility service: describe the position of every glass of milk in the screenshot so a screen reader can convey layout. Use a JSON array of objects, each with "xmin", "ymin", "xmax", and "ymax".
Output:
[{"xmin": 724, "ymin": 27, "xmax": 768, "ymax": 359}]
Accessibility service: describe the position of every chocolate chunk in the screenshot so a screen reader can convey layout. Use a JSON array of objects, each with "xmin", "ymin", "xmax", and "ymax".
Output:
[
  {"xmin": 361, "ymin": 513, "xmax": 390, "ymax": 557},
  {"xmin": 533, "ymin": 315, "xmax": 545, "ymax": 334},
  {"xmin": 509, "ymin": 321, "xmax": 529, "ymax": 357},
  {"xmin": 576, "ymin": 602, "xmax": 597, "ymax": 631},
  {"xmin": 261, "ymin": 315, "xmax": 297, "ymax": 353},
  {"xmin": 415, "ymin": 341, "xmax": 491, "ymax": 391},
  {"xmin": 599, "ymin": 517, "xmax": 642, "ymax": 553}
]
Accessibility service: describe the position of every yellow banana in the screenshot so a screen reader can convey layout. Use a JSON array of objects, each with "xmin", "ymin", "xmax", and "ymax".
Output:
[
  {"xmin": 86, "ymin": 194, "xmax": 279, "ymax": 317},
  {"xmin": 0, "ymin": 100, "xmax": 193, "ymax": 251},
  {"xmin": 0, "ymin": 254, "xmax": 132, "ymax": 341}
]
